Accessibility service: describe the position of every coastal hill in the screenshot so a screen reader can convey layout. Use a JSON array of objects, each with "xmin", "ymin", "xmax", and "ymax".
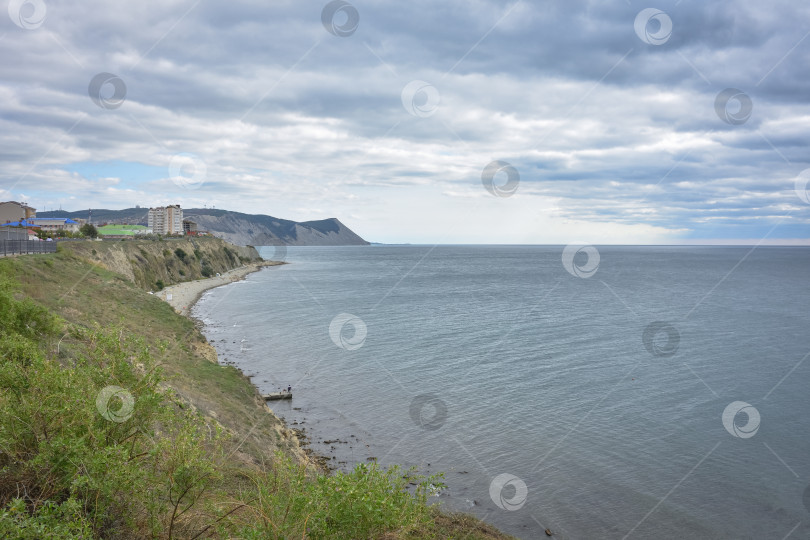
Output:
[
  {"xmin": 183, "ymin": 209, "xmax": 369, "ymax": 247},
  {"xmin": 37, "ymin": 208, "xmax": 370, "ymax": 247}
]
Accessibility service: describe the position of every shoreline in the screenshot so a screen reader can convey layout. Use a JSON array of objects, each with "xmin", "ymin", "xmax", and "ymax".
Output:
[
  {"xmin": 155, "ymin": 259, "xmax": 333, "ymax": 471},
  {"xmin": 156, "ymin": 260, "xmax": 284, "ymax": 316}
]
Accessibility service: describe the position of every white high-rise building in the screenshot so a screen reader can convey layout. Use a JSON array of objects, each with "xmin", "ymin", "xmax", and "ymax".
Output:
[{"xmin": 148, "ymin": 205, "xmax": 183, "ymax": 235}]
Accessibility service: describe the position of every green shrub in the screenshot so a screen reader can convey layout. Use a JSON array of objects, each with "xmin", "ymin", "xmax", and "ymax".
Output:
[
  {"xmin": 79, "ymin": 223, "xmax": 98, "ymax": 239},
  {"xmin": 0, "ymin": 276, "xmax": 59, "ymax": 344},
  {"xmin": 0, "ymin": 329, "xmax": 225, "ymax": 536},
  {"xmin": 0, "ymin": 274, "xmax": 225, "ymax": 537},
  {"xmin": 155, "ymin": 280, "xmax": 164, "ymax": 290},
  {"xmin": 0, "ymin": 498, "xmax": 94, "ymax": 539},
  {"xmin": 174, "ymin": 248, "xmax": 187, "ymax": 262},
  {"xmin": 201, "ymin": 265, "xmax": 213, "ymax": 278},
  {"xmin": 226, "ymin": 455, "xmax": 443, "ymax": 539}
]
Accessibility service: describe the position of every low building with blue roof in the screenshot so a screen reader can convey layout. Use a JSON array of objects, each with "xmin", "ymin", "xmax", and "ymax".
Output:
[{"xmin": 27, "ymin": 217, "xmax": 81, "ymax": 233}]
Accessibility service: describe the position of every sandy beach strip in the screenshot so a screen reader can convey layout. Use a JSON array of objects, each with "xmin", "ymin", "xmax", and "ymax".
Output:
[{"xmin": 156, "ymin": 260, "xmax": 284, "ymax": 316}]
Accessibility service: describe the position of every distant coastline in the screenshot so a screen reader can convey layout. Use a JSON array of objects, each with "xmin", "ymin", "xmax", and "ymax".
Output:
[{"xmin": 37, "ymin": 207, "xmax": 370, "ymax": 247}]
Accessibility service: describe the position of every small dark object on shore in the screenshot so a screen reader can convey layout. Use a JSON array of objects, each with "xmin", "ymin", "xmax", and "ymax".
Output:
[{"xmin": 545, "ymin": 528, "xmax": 553, "ymax": 536}]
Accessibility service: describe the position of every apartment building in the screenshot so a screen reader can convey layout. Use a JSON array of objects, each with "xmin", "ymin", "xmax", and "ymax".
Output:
[
  {"xmin": 0, "ymin": 201, "xmax": 36, "ymax": 224},
  {"xmin": 148, "ymin": 205, "xmax": 184, "ymax": 235}
]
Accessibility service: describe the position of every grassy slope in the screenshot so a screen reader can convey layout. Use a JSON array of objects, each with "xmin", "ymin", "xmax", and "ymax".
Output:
[
  {"xmin": 0, "ymin": 243, "xmax": 513, "ymax": 539},
  {"xmin": 1, "ymin": 244, "xmax": 303, "ymax": 469}
]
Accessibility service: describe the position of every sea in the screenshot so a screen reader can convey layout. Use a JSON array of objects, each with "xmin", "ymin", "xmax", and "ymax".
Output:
[{"xmin": 192, "ymin": 245, "xmax": 810, "ymax": 539}]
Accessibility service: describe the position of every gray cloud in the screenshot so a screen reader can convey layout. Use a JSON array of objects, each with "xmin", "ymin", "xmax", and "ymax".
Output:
[{"xmin": 1, "ymin": 0, "xmax": 809, "ymax": 242}]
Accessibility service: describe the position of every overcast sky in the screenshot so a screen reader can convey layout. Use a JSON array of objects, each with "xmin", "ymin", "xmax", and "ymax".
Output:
[{"xmin": 2, "ymin": 0, "xmax": 810, "ymax": 244}]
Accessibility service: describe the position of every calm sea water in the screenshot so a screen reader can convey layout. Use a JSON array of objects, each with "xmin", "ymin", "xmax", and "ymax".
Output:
[{"xmin": 193, "ymin": 245, "xmax": 810, "ymax": 539}]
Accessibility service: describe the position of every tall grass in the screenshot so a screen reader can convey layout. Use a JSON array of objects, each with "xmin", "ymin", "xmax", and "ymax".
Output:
[{"xmin": 222, "ymin": 456, "xmax": 441, "ymax": 539}]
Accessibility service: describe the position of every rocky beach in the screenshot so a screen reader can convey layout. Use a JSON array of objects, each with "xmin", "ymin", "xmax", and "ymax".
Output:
[{"xmin": 156, "ymin": 259, "xmax": 284, "ymax": 316}]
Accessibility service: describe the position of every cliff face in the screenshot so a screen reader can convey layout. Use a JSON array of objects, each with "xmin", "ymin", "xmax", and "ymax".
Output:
[{"xmin": 62, "ymin": 237, "xmax": 261, "ymax": 291}]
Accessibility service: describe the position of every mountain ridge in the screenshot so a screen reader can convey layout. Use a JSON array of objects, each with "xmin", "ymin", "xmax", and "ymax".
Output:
[{"xmin": 36, "ymin": 208, "xmax": 369, "ymax": 247}]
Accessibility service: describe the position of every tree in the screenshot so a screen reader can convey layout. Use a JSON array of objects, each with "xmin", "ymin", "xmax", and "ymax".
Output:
[{"xmin": 80, "ymin": 223, "xmax": 98, "ymax": 239}]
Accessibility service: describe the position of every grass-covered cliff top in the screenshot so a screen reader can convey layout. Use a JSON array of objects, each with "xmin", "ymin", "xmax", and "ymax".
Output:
[{"xmin": 0, "ymin": 243, "xmax": 512, "ymax": 539}]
